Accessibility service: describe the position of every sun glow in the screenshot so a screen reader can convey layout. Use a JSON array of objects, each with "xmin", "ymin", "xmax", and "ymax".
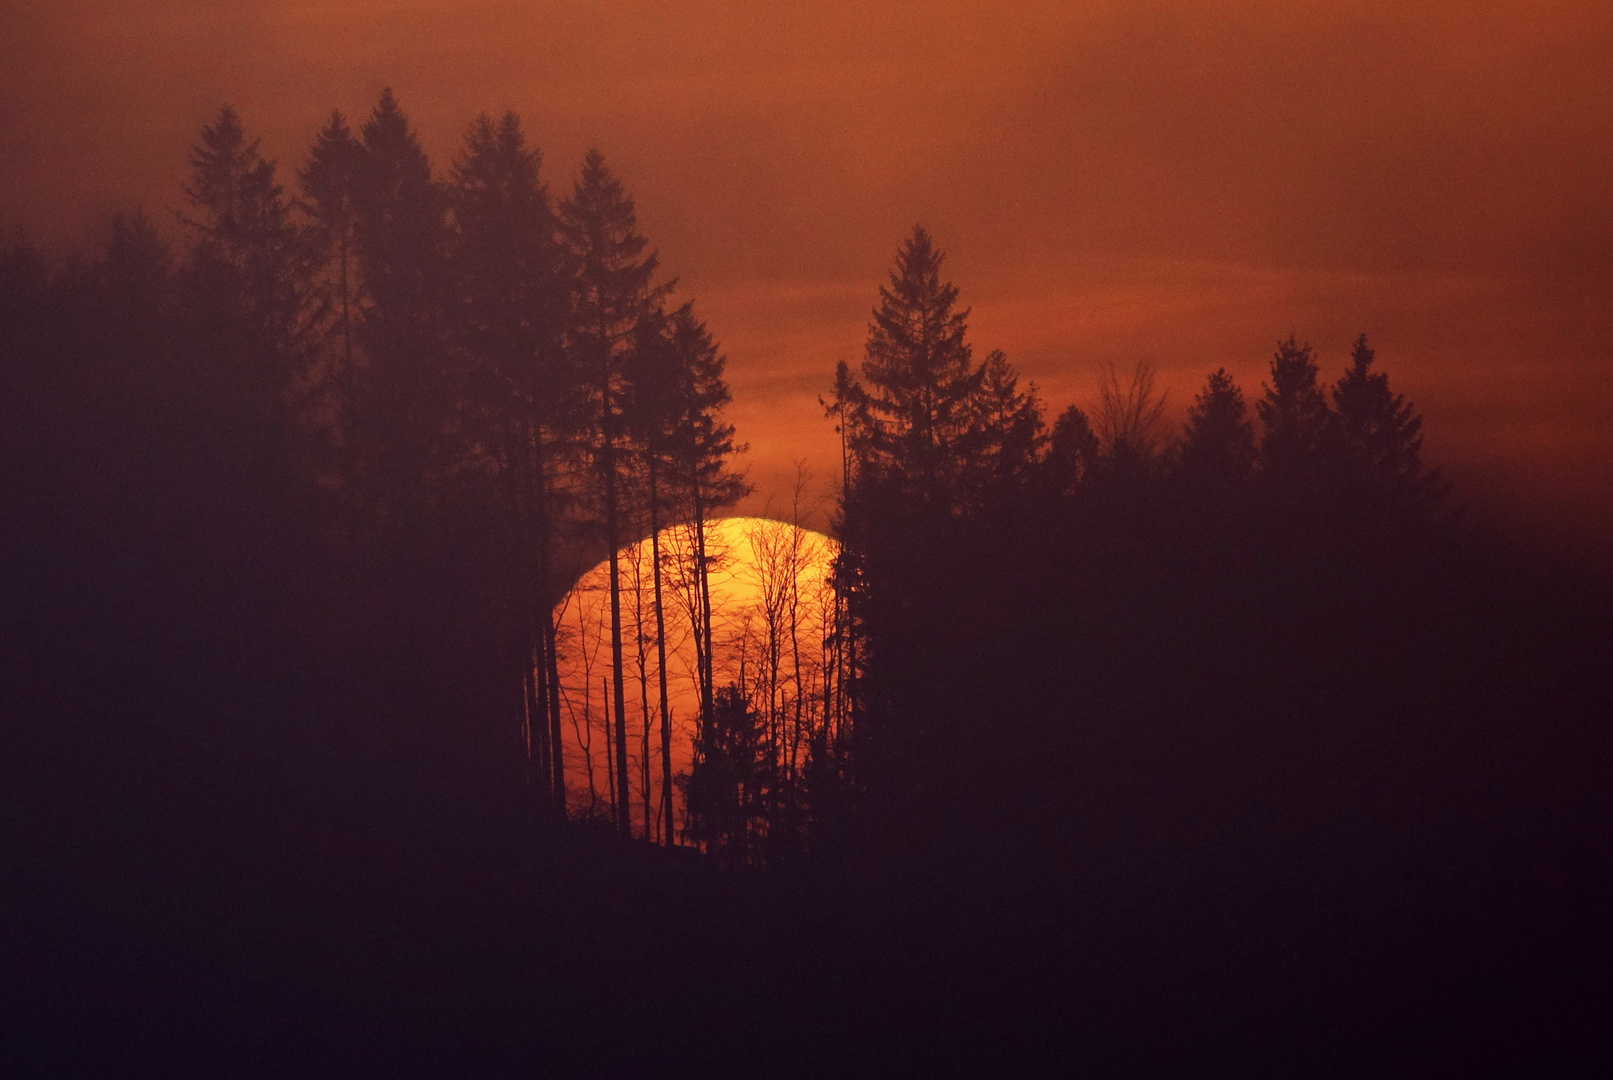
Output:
[{"xmin": 552, "ymin": 517, "xmax": 840, "ymax": 840}]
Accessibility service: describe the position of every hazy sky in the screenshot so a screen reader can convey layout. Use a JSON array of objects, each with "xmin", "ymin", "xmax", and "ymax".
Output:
[{"xmin": 3, "ymin": 1, "xmax": 1610, "ymax": 550}]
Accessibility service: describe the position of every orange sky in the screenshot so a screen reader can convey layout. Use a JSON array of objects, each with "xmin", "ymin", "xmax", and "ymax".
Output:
[{"xmin": 3, "ymin": 1, "xmax": 1610, "ymax": 553}]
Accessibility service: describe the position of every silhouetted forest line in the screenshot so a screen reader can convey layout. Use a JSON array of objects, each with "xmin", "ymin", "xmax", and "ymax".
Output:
[
  {"xmin": 4, "ymin": 92, "xmax": 755, "ymax": 846},
  {"xmin": 824, "ymin": 228, "xmax": 1482, "ymax": 850},
  {"xmin": 4, "ymin": 95, "xmax": 1612, "ymax": 1074}
]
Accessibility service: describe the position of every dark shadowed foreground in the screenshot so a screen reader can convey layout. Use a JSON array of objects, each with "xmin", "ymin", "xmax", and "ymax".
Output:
[{"xmin": 5, "ymin": 102, "xmax": 1613, "ymax": 1076}]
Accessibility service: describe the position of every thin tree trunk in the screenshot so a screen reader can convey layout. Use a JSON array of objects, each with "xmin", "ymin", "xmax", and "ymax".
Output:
[
  {"xmin": 788, "ymin": 553, "xmax": 804, "ymax": 805},
  {"xmin": 508, "ymin": 430, "xmax": 546, "ymax": 798},
  {"xmin": 602, "ymin": 377, "xmax": 632, "ymax": 838},
  {"xmin": 579, "ymin": 609, "xmax": 597, "ymax": 818},
  {"xmin": 649, "ymin": 451, "xmax": 674, "ymax": 845},
  {"xmin": 603, "ymin": 674, "xmax": 615, "ymax": 817},
  {"xmin": 530, "ymin": 423, "xmax": 565, "ymax": 813},
  {"xmin": 634, "ymin": 539, "xmax": 653, "ymax": 841},
  {"xmin": 693, "ymin": 477, "xmax": 715, "ymax": 724},
  {"xmin": 545, "ymin": 609, "xmax": 566, "ymax": 815},
  {"xmin": 531, "ymin": 615, "xmax": 552, "ymax": 803},
  {"xmin": 337, "ymin": 227, "xmax": 353, "ymax": 372},
  {"xmin": 521, "ymin": 652, "xmax": 535, "ymax": 787}
]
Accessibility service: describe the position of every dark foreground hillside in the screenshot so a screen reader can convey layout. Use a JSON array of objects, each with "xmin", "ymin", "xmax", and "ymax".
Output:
[{"xmin": 5, "ymin": 600, "xmax": 1612, "ymax": 1078}]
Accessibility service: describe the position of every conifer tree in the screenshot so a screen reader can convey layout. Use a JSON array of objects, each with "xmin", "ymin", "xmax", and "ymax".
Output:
[
  {"xmin": 1176, "ymin": 367, "xmax": 1256, "ymax": 493},
  {"xmin": 560, "ymin": 150, "xmax": 670, "ymax": 837},
  {"xmin": 1256, "ymin": 335, "xmax": 1331, "ymax": 501},
  {"xmin": 298, "ymin": 111, "xmax": 363, "ymax": 428},
  {"xmin": 447, "ymin": 110, "xmax": 573, "ymax": 812},
  {"xmin": 351, "ymin": 89, "xmax": 451, "ymax": 522},
  {"xmin": 100, "ymin": 212, "xmax": 174, "ymax": 331},
  {"xmin": 621, "ymin": 303, "xmax": 746, "ymax": 841},
  {"xmin": 1046, "ymin": 404, "xmax": 1100, "ymax": 495},
  {"xmin": 969, "ymin": 349, "xmax": 1046, "ymax": 498},
  {"xmin": 833, "ymin": 226, "xmax": 983, "ymax": 509},
  {"xmin": 664, "ymin": 305, "xmax": 747, "ymax": 740},
  {"xmin": 1329, "ymin": 334, "xmax": 1442, "ymax": 516},
  {"xmin": 182, "ymin": 105, "xmax": 310, "ymax": 423},
  {"xmin": 92, "ymin": 213, "xmax": 176, "ymax": 419},
  {"xmin": 684, "ymin": 683, "xmax": 763, "ymax": 862}
]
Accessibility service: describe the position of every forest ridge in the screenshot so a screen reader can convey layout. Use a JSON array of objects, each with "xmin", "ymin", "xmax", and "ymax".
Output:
[
  {"xmin": 6, "ymin": 92, "xmax": 1472, "ymax": 861},
  {"xmin": 4, "ymin": 88, "xmax": 1612, "ymax": 1072}
]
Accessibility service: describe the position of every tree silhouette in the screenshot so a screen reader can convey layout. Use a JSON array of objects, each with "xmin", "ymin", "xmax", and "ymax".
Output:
[
  {"xmin": 350, "ymin": 88, "xmax": 452, "ymax": 523},
  {"xmin": 446, "ymin": 110, "xmax": 573, "ymax": 813},
  {"xmin": 1256, "ymin": 335, "xmax": 1331, "ymax": 502},
  {"xmin": 665, "ymin": 306, "xmax": 747, "ymax": 743},
  {"xmin": 298, "ymin": 110, "xmax": 363, "ymax": 452},
  {"xmin": 625, "ymin": 312, "xmax": 681, "ymax": 840},
  {"xmin": 560, "ymin": 150, "xmax": 671, "ymax": 837},
  {"xmin": 624, "ymin": 303, "xmax": 745, "ymax": 841},
  {"xmin": 832, "ymin": 225, "xmax": 983, "ymax": 510},
  {"xmin": 181, "ymin": 105, "xmax": 311, "ymax": 442},
  {"xmin": 1046, "ymin": 404, "xmax": 1100, "ymax": 495},
  {"xmin": 1094, "ymin": 360, "xmax": 1168, "ymax": 473},
  {"xmin": 1176, "ymin": 367, "xmax": 1256, "ymax": 495},
  {"xmin": 1329, "ymin": 334, "xmax": 1443, "ymax": 519},
  {"xmin": 684, "ymin": 683, "xmax": 764, "ymax": 863},
  {"xmin": 969, "ymin": 349, "xmax": 1046, "ymax": 500}
]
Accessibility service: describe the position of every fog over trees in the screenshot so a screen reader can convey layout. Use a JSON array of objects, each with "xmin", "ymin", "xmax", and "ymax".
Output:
[{"xmin": 3, "ymin": 93, "xmax": 1610, "ymax": 1074}]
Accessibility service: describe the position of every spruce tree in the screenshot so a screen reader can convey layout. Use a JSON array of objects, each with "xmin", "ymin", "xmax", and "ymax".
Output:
[
  {"xmin": 1330, "ymin": 334, "xmax": 1442, "ymax": 517},
  {"xmin": 624, "ymin": 302, "xmax": 746, "ymax": 841},
  {"xmin": 447, "ymin": 110, "xmax": 573, "ymax": 813},
  {"xmin": 834, "ymin": 226, "xmax": 983, "ymax": 509},
  {"xmin": 560, "ymin": 150, "xmax": 670, "ymax": 837},
  {"xmin": 100, "ymin": 212, "xmax": 174, "ymax": 332},
  {"xmin": 1176, "ymin": 367, "xmax": 1256, "ymax": 493},
  {"xmin": 969, "ymin": 349, "xmax": 1046, "ymax": 498},
  {"xmin": 351, "ymin": 88, "xmax": 451, "ymax": 522},
  {"xmin": 182, "ymin": 105, "xmax": 310, "ymax": 413},
  {"xmin": 665, "ymin": 305, "xmax": 746, "ymax": 736},
  {"xmin": 298, "ymin": 111, "xmax": 363, "ymax": 429},
  {"xmin": 1046, "ymin": 404, "xmax": 1100, "ymax": 495},
  {"xmin": 1256, "ymin": 335, "xmax": 1331, "ymax": 502},
  {"xmin": 685, "ymin": 683, "xmax": 763, "ymax": 862}
]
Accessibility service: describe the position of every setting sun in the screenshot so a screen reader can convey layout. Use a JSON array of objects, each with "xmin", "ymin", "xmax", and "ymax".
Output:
[{"xmin": 552, "ymin": 517, "xmax": 839, "ymax": 842}]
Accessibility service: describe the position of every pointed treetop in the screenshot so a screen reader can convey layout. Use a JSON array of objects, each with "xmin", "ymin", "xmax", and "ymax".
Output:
[
  {"xmin": 835, "ymin": 225, "xmax": 990, "ymax": 508},
  {"xmin": 1331, "ymin": 334, "xmax": 1436, "ymax": 508},
  {"xmin": 563, "ymin": 150, "xmax": 650, "ymax": 267},
  {"xmin": 299, "ymin": 110, "xmax": 362, "ymax": 219},
  {"xmin": 451, "ymin": 111, "xmax": 543, "ymax": 209},
  {"xmin": 559, "ymin": 149, "xmax": 671, "ymax": 344},
  {"xmin": 1177, "ymin": 367, "xmax": 1256, "ymax": 489},
  {"xmin": 184, "ymin": 105, "xmax": 280, "ymax": 234},
  {"xmin": 360, "ymin": 88, "xmax": 432, "ymax": 186},
  {"xmin": 1257, "ymin": 334, "xmax": 1331, "ymax": 477}
]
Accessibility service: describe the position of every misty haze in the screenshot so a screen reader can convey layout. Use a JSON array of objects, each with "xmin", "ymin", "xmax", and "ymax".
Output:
[{"xmin": 3, "ymin": 3, "xmax": 1611, "ymax": 1074}]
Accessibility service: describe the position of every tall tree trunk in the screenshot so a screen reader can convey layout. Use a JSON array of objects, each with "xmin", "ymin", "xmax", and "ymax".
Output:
[
  {"xmin": 532, "ymin": 425, "xmax": 566, "ymax": 814},
  {"xmin": 545, "ymin": 609, "xmax": 566, "ymax": 814},
  {"xmin": 634, "ymin": 539, "xmax": 653, "ymax": 841},
  {"xmin": 693, "ymin": 477, "xmax": 715, "ymax": 726},
  {"xmin": 521, "ymin": 654, "xmax": 536, "ymax": 787},
  {"xmin": 602, "ymin": 376, "xmax": 632, "ymax": 838},
  {"xmin": 335, "ymin": 227, "xmax": 356, "ymax": 478},
  {"xmin": 530, "ymin": 616, "xmax": 552, "ymax": 803},
  {"xmin": 649, "ymin": 451, "xmax": 675, "ymax": 845},
  {"xmin": 603, "ymin": 674, "xmax": 616, "ymax": 817},
  {"xmin": 337, "ymin": 227, "xmax": 353, "ymax": 372},
  {"xmin": 788, "ymin": 551, "xmax": 805, "ymax": 809},
  {"xmin": 508, "ymin": 430, "xmax": 546, "ymax": 798}
]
